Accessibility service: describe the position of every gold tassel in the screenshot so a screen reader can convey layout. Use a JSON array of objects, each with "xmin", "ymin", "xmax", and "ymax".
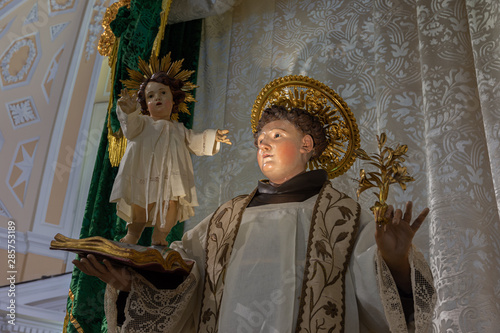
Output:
[
  {"xmin": 107, "ymin": 127, "xmax": 127, "ymax": 167},
  {"xmin": 62, "ymin": 308, "xmax": 69, "ymax": 333},
  {"xmin": 151, "ymin": 0, "xmax": 173, "ymax": 58}
]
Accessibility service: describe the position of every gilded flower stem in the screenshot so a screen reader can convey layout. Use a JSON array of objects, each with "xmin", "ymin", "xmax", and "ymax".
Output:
[{"xmin": 354, "ymin": 133, "xmax": 414, "ymax": 225}]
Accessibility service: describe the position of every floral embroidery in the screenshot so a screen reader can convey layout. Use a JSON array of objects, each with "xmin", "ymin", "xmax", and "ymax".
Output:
[
  {"xmin": 202, "ymin": 309, "xmax": 214, "ymax": 324},
  {"xmin": 322, "ymin": 301, "xmax": 338, "ymax": 318}
]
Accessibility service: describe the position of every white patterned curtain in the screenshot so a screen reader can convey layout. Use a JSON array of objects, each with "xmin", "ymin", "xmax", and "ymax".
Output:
[{"xmin": 185, "ymin": 0, "xmax": 500, "ymax": 331}]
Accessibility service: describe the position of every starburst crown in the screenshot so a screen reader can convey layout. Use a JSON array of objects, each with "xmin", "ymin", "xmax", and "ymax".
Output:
[{"xmin": 121, "ymin": 53, "xmax": 197, "ymax": 120}]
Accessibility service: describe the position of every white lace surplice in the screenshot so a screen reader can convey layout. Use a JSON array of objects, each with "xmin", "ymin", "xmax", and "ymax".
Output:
[{"xmin": 105, "ymin": 192, "xmax": 435, "ymax": 333}]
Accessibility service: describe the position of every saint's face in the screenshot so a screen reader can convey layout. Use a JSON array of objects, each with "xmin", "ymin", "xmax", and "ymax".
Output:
[
  {"xmin": 145, "ymin": 81, "xmax": 174, "ymax": 121},
  {"xmin": 256, "ymin": 120, "xmax": 309, "ymax": 185}
]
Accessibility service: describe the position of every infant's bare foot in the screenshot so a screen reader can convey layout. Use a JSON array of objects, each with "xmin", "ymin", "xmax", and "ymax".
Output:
[
  {"xmin": 152, "ymin": 228, "xmax": 169, "ymax": 246},
  {"xmin": 120, "ymin": 233, "xmax": 140, "ymax": 245}
]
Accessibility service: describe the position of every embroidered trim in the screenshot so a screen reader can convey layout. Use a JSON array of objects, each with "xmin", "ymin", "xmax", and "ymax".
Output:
[
  {"xmin": 197, "ymin": 190, "xmax": 256, "ymax": 333},
  {"xmin": 197, "ymin": 184, "xmax": 360, "ymax": 333},
  {"xmin": 295, "ymin": 182, "xmax": 360, "ymax": 333}
]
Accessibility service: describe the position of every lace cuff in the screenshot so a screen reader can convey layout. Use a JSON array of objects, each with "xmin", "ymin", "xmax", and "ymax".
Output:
[
  {"xmin": 375, "ymin": 246, "xmax": 436, "ymax": 333},
  {"xmin": 105, "ymin": 284, "xmax": 121, "ymax": 333},
  {"xmin": 105, "ymin": 269, "xmax": 197, "ymax": 333}
]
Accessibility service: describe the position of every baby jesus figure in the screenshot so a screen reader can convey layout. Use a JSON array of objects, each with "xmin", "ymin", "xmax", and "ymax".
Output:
[{"xmin": 110, "ymin": 60, "xmax": 231, "ymax": 245}]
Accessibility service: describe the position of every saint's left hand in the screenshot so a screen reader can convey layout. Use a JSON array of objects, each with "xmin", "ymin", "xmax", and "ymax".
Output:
[{"xmin": 375, "ymin": 201, "xmax": 429, "ymax": 292}]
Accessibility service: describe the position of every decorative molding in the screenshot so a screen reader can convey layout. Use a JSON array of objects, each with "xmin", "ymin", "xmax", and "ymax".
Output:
[
  {"xmin": 26, "ymin": 231, "xmax": 68, "ymax": 260},
  {"xmin": 5, "ymin": 96, "xmax": 40, "ymax": 129},
  {"xmin": 33, "ymin": 0, "xmax": 103, "ymax": 240},
  {"xmin": 85, "ymin": 0, "xmax": 106, "ymax": 61},
  {"xmin": 59, "ymin": 57, "xmax": 105, "ymax": 241},
  {"xmin": 0, "ymin": 0, "xmax": 22, "ymax": 19},
  {"xmin": 0, "ymin": 311, "xmax": 65, "ymax": 333},
  {"xmin": 6, "ymin": 136, "xmax": 39, "ymax": 207},
  {"xmin": 0, "ymin": 199, "xmax": 11, "ymax": 218},
  {"xmin": 49, "ymin": 21, "xmax": 69, "ymax": 41},
  {"xmin": 48, "ymin": 0, "xmax": 78, "ymax": 16},
  {"xmin": 42, "ymin": 45, "xmax": 65, "ymax": 103},
  {"xmin": 0, "ymin": 227, "xmax": 67, "ymax": 260},
  {"xmin": 94, "ymin": 56, "xmax": 111, "ymax": 102},
  {"xmin": 0, "ymin": 0, "xmax": 15, "ymax": 11},
  {"xmin": 0, "ymin": 16, "xmax": 15, "ymax": 39},
  {"xmin": 0, "ymin": 272, "xmax": 71, "ymax": 331},
  {"xmin": 0, "ymin": 32, "xmax": 41, "ymax": 90},
  {"xmin": 0, "ymin": 227, "xmax": 27, "ymax": 253},
  {"xmin": 23, "ymin": 2, "xmax": 38, "ymax": 25}
]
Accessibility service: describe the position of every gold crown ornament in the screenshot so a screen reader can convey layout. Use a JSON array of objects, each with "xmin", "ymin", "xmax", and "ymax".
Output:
[
  {"xmin": 251, "ymin": 75, "xmax": 360, "ymax": 179},
  {"xmin": 121, "ymin": 53, "xmax": 198, "ymax": 121}
]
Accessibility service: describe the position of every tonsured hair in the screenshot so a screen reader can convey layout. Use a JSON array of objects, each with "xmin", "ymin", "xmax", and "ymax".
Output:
[{"xmin": 253, "ymin": 105, "xmax": 328, "ymax": 159}]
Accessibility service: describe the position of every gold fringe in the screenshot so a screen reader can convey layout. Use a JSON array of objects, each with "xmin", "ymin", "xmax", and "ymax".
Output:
[
  {"xmin": 62, "ymin": 308, "xmax": 70, "ymax": 333},
  {"xmin": 65, "ymin": 289, "xmax": 84, "ymax": 333},
  {"xmin": 108, "ymin": 127, "xmax": 127, "ymax": 167},
  {"xmin": 151, "ymin": 0, "xmax": 173, "ymax": 58}
]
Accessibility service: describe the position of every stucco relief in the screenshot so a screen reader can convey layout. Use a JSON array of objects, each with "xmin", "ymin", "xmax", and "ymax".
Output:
[
  {"xmin": 85, "ymin": 0, "xmax": 106, "ymax": 61},
  {"xmin": 23, "ymin": 2, "xmax": 38, "ymax": 25},
  {"xmin": 6, "ymin": 96, "xmax": 40, "ymax": 129},
  {"xmin": 50, "ymin": 21, "xmax": 69, "ymax": 40},
  {"xmin": 7, "ymin": 137, "xmax": 39, "ymax": 207},
  {"xmin": 0, "ymin": 32, "xmax": 41, "ymax": 90},
  {"xmin": 43, "ymin": 45, "xmax": 64, "ymax": 102},
  {"xmin": 48, "ymin": 0, "xmax": 77, "ymax": 16}
]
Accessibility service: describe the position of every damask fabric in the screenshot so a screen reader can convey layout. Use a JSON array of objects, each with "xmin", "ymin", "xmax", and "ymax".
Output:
[
  {"xmin": 110, "ymin": 106, "xmax": 220, "ymax": 226},
  {"xmin": 168, "ymin": 0, "xmax": 237, "ymax": 24},
  {"xmin": 189, "ymin": 1, "xmax": 500, "ymax": 330},
  {"xmin": 105, "ymin": 180, "xmax": 435, "ymax": 332}
]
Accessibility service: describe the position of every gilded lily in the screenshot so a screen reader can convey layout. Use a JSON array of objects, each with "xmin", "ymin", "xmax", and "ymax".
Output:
[{"xmin": 354, "ymin": 133, "xmax": 415, "ymax": 225}]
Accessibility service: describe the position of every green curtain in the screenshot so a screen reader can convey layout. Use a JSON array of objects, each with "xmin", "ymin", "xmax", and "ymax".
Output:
[{"xmin": 64, "ymin": 1, "xmax": 202, "ymax": 331}]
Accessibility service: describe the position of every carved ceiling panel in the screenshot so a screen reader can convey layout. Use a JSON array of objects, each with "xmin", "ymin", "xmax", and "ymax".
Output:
[{"xmin": 0, "ymin": 32, "xmax": 41, "ymax": 90}]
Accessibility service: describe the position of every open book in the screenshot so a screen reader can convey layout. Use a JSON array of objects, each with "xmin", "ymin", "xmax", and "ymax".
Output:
[{"xmin": 50, "ymin": 233, "xmax": 193, "ymax": 275}]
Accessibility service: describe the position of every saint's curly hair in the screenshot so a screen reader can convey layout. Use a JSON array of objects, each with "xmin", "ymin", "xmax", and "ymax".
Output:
[
  {"xmin": 253, "ymin": 105, "xmax": 328, "ymax": 159},
  {"xmin": 137, "ymin": 72, "xmax": 186, "ymax": 116}
]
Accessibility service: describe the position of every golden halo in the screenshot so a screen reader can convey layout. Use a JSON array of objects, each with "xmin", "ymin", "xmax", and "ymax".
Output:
[
  {"xmin": 121, "ymin": 53, "xmax": 197, "ymax": 120},
  {"xmin": 251, "ymin": 75, "xmax": 360, "ymax": 179}
]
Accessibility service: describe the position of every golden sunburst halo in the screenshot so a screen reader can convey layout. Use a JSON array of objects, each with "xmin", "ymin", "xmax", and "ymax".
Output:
[
  {"xmin": 251, "ymin": 75, "xmax": 360, "ymax": 179},
  {"xmin": 121, "ymin": 53, "xmax": 197, "ymax": 119}
]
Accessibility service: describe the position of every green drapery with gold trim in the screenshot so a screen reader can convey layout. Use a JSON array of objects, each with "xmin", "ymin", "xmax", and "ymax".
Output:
[{"xmin": 64, "ymin": 1, "xmax": 202, "ymax": 331}]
